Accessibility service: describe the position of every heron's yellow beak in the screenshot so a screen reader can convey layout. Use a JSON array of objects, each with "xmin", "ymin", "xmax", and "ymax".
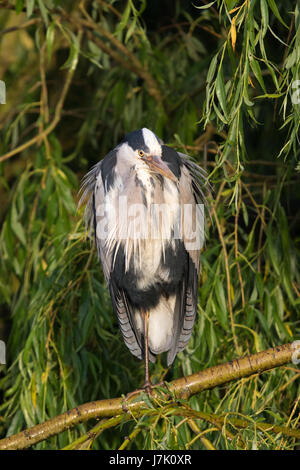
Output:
[{"xmin": 143, "ymin": 155, "xmax": 177, "ymax": 182}]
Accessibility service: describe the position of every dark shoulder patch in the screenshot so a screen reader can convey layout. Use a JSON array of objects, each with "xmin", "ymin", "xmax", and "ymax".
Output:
[
  {"xmin": 101, "ymin": 149, "xmax": 117, "ymax": 192},
  {"xmin": 161, "ymin": 145, "xmax": 182, "ymax": 179}
]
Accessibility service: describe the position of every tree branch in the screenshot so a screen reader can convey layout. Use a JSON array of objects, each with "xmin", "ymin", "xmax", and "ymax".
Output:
[
  {"xmin": 0, "ymin": 342, "xmax": 298, "ymax": 450},
  {"xmin": 64, "ymin": 10, "xmax": 164, "ymax": 106},
  {"xmin": 0, "ymin": 32, "xmax": 81, "ymax": 164}
]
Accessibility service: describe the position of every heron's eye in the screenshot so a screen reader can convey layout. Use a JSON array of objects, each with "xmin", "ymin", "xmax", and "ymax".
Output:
[{"xmin": 138, "ymin": 150, "xmax": 145, "ymax": 158}]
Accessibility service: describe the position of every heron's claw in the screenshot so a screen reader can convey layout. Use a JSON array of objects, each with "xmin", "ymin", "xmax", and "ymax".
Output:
[
  {"xmin": 142, "ymin": 379, "xmax": 153, "ymax": 395},
  {"xmin": 122, "ymin": 381, "xmax": 155, "ymax": 411}
]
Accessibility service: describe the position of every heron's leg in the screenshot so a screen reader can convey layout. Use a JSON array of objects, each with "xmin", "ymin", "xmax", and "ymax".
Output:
[{"xmin": 143, "ymin": 309, "xmax": 151, "ymax": 390}]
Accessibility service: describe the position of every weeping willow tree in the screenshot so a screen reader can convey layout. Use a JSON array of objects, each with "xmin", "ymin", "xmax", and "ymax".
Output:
[{"xmin": 0, "ymin": 0, "xmax": 299, "ymax": 450}]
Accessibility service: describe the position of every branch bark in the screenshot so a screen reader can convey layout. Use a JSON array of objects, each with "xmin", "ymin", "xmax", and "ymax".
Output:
[{"xmin": 0, "ymin": 342, "xmax": 298, "ymax": 450}]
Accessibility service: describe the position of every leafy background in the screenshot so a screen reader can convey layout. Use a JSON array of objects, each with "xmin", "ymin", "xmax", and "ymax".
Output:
[{"xmin": 0, "ymin": 0, "xmax": 299, "ymax": 450}]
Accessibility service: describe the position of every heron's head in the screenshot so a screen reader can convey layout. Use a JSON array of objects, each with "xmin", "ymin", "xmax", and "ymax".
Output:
[{"xmin": 118, "ymin": 128, "xmax": 178, "ymax": 182}]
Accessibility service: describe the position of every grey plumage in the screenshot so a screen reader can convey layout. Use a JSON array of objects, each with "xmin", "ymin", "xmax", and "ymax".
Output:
[{"xmin": 79, "ymin": 128, "xmax": 208, "ymax": 375}]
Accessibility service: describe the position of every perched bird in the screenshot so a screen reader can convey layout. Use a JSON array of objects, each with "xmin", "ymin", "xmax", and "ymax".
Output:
[{"xmin": 80, "ymin": 128, "xmax": 207, "ymax": 390}]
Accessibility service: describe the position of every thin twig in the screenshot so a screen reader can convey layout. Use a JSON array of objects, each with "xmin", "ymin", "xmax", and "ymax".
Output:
[
  {"xmin": 234, "ymin": 180, "xmax": 245, "ymax": 308},
  {"xmin": 0, "ymin": 18, "xmax": 41, "ymax": 36},
  {"xmin": 186, "ymin": 420, "xmax": 218, "ymax": 449},
  {"xmin": 64, "ymin": 8, "xmax": 164, "ymax": 106},
  {"xmin": 212, "ymin": 206, "xmax": 241, "ymax": 355}
]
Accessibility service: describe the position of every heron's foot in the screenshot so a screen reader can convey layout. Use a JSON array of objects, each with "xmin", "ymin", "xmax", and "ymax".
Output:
[
  {"xmin": 125, "ymin": 381, "xmax": 154, "ymax": 400},
  {"xmin": 142, "ymin": 379, "xmax": 153, "ymax": 395},
  {"xmin": 122, "ymin": 381, "xmax": 157, "ymax": 411},
  {"xmin": 122, "ymin": 380, "xmax": 170, "ymax": 412},
  {"xmin": 141, "ymin": 379, "xmax": 168, "ymax": 396},
  {"xmin": 122, "ymin": 387, "xmax": 145, "ymax": 410}
]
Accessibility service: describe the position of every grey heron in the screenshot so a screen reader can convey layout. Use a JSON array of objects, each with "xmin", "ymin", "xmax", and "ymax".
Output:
[{"xmin": 80, "ymin": 128, "xmax": 207, "ymax": 390}]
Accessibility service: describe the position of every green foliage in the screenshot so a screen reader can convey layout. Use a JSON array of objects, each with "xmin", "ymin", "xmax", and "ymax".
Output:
[{"xmin": 0, "ymin": 0, "xmax": 299, "ymax": 450}]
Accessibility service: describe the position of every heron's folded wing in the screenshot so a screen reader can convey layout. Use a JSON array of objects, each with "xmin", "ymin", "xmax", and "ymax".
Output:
[
  {"xmin": 92, "ymin": 172, "xmax": 144, "ymax": 360},
  {"xmin": 79, "ymin": 155, "xmax": 147, "ymax": 361},
  {"xmin": 167, "ymin": 160, "xmax": 206, "ymax": 365},
  {"xmin": 166, "ymin": 250, "xmax": 198, "ymax": 366},
  {"xmin": 109, "ymin": 278, "xmax": 143, "ymax": 360}
]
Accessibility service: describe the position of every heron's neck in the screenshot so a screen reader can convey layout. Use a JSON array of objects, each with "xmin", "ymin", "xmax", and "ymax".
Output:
[{"xmin": 135, "ymin": 167, "xmax": 155, "ymax": 197}]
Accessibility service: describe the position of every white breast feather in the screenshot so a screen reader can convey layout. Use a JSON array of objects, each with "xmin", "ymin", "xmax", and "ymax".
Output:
[{"xmin": 134, "ymin": 294, "xmax": 176, "ymax": 354}]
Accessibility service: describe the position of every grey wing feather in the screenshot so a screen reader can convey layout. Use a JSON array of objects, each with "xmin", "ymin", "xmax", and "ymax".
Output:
[
  {"xmin": 167, "ymin": 255, "xmax": 198, "ymax": 366},
  {"xmin": 79, "ymin": 159, "xmax": 144, "ymax": 360},
  {"xmin": 174, "ymin": 261, "xmax": 198, "ymax": 356},
  {"xmin": 78, "ymin": 162, "xmax": 102, "ymax": 238},
  {"xmin": 109, "ymin": 279, "xmax": 143, "ymax": 360},
  {"xmin": 167, "ymin": 153, "xmax": 208, "ymax": 365},
  {"xmin": 79, "ymin": 161, "xmax": 112, "ymax": 281},
  {"xmin": 177, "ymin": 151, "xmax": 211, "ymax": 207}
]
